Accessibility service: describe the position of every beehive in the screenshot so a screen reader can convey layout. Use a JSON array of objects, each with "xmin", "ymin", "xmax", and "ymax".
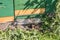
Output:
[{"xmin": 0, "ymin": 0, "xmax": 56, "ymax": 23}]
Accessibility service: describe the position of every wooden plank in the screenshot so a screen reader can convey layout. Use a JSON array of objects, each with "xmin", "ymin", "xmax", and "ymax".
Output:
[
  {"xmin": 0, "ymin": 16, "xmax": 14, "ymax": 23},
  {"xmin": 15, "ymin": 8, "xmax": 45, "ymax": 16}
]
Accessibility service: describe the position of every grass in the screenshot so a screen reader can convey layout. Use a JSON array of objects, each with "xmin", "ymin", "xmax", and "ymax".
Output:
[{"xmin": 0, "ymin": 28, "xmax": 60, "ymax": 40}]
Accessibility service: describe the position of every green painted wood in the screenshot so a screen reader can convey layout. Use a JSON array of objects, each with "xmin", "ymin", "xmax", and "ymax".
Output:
[
  {"xmin": 0, "ymin": 0, "xmax": 14, "ymax": 17},
  {"xmin": 0, "ymin": 0, "xmax": 56, "ymax": 19},
  {"xmin": 0, "ymin": 0, "xmax": 45, "ymax": 18},
  {"xmin": 15, "ymin": 0, "xmax": 45, "ymax": 19},
  {"xmin": 15, "ymin": 0, "xmax": 45, "ymax": 10}
]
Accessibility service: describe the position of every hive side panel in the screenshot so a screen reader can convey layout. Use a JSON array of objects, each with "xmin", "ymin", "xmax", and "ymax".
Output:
[
  {"xmin": 0, "ymin": 0, "xmax": 14, "ymax": 23},
  {"xmin": 0, "ymin": 0, "xmax": 14, "ymax": 17},
  {"xmin": 15, "ymin": 0, "xmax": 45, "ymax": 17}
]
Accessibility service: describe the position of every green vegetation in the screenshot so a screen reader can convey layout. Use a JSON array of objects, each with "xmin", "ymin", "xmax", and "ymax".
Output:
[{"xmin": 0, "ymin": 28, "xmax": 60, "ymax": 40}]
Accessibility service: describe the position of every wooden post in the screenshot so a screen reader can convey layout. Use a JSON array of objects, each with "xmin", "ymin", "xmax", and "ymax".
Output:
[{"xmin": 13, "ymin": 0, "xmax": 15, "ymax": 22}]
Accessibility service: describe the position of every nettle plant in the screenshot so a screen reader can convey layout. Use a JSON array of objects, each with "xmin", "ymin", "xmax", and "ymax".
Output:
[
  {"xmin": 39, "ymin": 0, "xmax": 57, "ymax": 32},
  {"xmin": 54, "ymin": 0, "xmax": 60, "ymax": 35}
]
